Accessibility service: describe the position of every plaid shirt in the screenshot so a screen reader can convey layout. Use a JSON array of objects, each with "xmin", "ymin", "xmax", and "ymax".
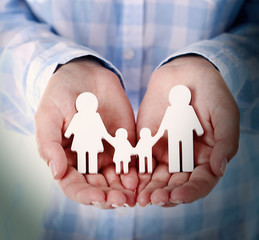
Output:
[{"xmin": 0, "ymin": 0, "xmax": 258, "ymax": 239}]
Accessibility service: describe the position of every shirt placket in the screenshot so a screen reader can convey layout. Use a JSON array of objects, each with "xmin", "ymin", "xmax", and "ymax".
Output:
[{"xmin": 121, "ymin": 0, "xmax": 144, "ymax": 113}]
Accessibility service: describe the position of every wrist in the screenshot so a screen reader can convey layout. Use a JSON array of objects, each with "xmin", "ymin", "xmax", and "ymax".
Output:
[
  {"xmin": 149, "ymin": 53, "xmax": 226, "ymax": 94},
  {"xmin": 48, "ymin": 55, "xmax": 122, "ymax": 101},
  {"xmin": 53, "ymin": 55, "xmax": 120, "ymax": 84},
  {"xmin": 164, "ymin": 54, "xmax": 218, "ymax": 71},
  {"xmin": 55, "ymin": 56, "xmax": 103, "ymax": 73}
]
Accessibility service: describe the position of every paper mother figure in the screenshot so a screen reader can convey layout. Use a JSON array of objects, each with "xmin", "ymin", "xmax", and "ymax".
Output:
[{"xmin": 64, "ymin": 92, "xmax": 113, "ymax": 174}]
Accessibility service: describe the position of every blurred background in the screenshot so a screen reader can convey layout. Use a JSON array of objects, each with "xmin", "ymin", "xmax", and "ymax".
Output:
[{"xmin": 0, "ymin": 118, "xmax": 52, "ymax": 239}]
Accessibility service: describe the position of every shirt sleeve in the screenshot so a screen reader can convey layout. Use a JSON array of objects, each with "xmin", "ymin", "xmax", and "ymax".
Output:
[
  {"xmin": 158, "ymin": 1, "xmax": 259, "ymax": 132},
  {"xmin": 0, "ymin": 0, "xmax": 123, "ymax": 134}
]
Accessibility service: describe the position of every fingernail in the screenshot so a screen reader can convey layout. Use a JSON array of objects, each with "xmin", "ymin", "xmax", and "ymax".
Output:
[
  {"xmin": 170, "ymin": 199, "xmax": 183, "ymax": 204},
  {"xmin": 91, "ymin": 201, "xmax": 102, "ymax": 206},
  {"xmin": 112, "ymin": 203, "xmax": 120, "ymax": 208},
  {"xmin": 138, "ymin": 202, "xmax": 152, "ymax": 207},
  {"xmin": 154, "ymin": 201, "xmax": 165, "ymax": 206},
  {"xmin": 124, "ymin": 203, "xmax": 129, "ymax": 207},
  {"xmin": 220, "ymin": 157, "xmax": 228, "ymax": 175},
  {"xmin": 49, "ymin": 161, "xmax": 58, "ymax": 178}
]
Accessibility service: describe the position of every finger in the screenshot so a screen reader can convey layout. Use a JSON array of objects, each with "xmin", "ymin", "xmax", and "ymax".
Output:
[
  {"xmin": 210, "ymin": 100, "xmax": 240, "ymax": 176},
  {"xmin": 137, "ymin": 164, "xmax": 171, "ymax": 207},
  {"xmin": 106, "ymin": 190, "xmax": 127, "ymax": 207},
  {"xmin": 35, "ymin": 103, "xmax": 67, "ymax": 179},
  {"xmin": 85, "ymin": 173, "xmax": 108, "ymax": 187},
  {"xmin": 136, "ymin": 156, "xmax": 157, "ymax": 193},
  {"xmin": 58, "ymin": 166, "xmax": 106, "ymax": 205},
  {"xmin": 150, "ymin": 172, "xmax": 190, "ymax": 205},
  {"xmin": 149, "ymin": 188, "xmax": 169, "ymax": 206},
  {"xmin": 86, "ymin": 173, "xmax": 132, "ymax": 209},
  {"xmin": 86, "ymin": 174, "xmax": 119, "ymax": 209},
  {"xmin": 137, "ymin": 172, "xmax": 152, "ymax": 193},
  {"xmin": 120, "ymin": 164, "xmax": 139, "ymax": 192},
  {"xmin": 102, "ymin": 165, "xmax": 136, "ymax": 207},
  {"xmin": 170, "ymin": 163, "xmax": 219, "ymax": 203}
]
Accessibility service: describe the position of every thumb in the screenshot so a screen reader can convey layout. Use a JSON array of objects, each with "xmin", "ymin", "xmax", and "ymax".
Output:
[
  {"xmin": 39, "ymin": 141, "xmax": 68, "ymax": 179},
  {"xmin": 35, "ymin": 105, "xmax": 68, "ymax": 179},
  {"xmin": 210, "ymin": 103, "xmax": 240, "ymax": 177}
]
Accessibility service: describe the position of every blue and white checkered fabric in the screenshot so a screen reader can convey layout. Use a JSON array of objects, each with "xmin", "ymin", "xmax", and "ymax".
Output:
[{"xmin": 0, "ymin": 0, "xmax": 259, "ymax": 239}]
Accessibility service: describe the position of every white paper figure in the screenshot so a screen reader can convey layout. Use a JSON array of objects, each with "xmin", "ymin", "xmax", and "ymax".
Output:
[
  {"xmin": 64, "ymin": 92, "xmax": 113, "ymax": 174},
  {"xmin": 135, "ymin": 128, "xmax": 159, "ymax": 174},
  {"xmin": 109, "ymin": 128, "xmax": 135, "ymax": 174},
  {"xmin": 155, "ymin": 85, "xmax": 204, "ymax": 172}
]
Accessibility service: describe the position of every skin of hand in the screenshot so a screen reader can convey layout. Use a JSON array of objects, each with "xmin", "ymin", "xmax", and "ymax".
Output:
[
  {"xmin": 136, "ymin": 55, "xmax": 240, "ymax": 207},
  {"xmin": 35, "ymin": 57, "xmax": 138, "ymax": 209}
]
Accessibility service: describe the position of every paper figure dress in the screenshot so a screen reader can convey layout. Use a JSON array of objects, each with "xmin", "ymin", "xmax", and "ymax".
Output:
[{"xmin": 64, "ymin": 92, "xmax": 112, "ymax": 174}]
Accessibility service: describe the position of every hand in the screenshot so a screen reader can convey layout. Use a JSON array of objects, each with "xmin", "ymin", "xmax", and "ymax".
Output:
[
  {"xmin": 35, "ymin": 57, "xmax": 138, "ymax": 208},
  {"xmin": 136, "ymin": 55, "xmax": 240, "ymax": 207}
]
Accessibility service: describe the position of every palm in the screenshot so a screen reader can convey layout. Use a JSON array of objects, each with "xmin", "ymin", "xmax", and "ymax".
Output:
[
  {"xmin": 62, "ymin": 92, "xmax": 137, "ymax": 208},
  {"xmin": 136, "ymin": 56, "xmax": 239, "ymax": 206},
  {"xmin": 35, "ymin": 58, "xmax": 138, "ymax": 208}
]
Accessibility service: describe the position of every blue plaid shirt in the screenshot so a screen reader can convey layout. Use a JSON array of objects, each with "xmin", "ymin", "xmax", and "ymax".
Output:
[{"xmin": 0, "ymin": 0, "xmax": 259, "ymax": 239}]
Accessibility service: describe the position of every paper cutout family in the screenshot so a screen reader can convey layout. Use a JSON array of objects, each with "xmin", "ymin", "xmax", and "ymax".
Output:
[{"xmin": 65, "ymin": 85, "xmax": 204, "ymax": 174}]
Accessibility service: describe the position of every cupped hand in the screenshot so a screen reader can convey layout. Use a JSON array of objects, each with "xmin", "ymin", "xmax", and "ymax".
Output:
[
  {"xmin": 136, "ymin": 55, "xmax": 240, "ymax": 207},
  {"xmin": 35, "ymin": 57, "xmax": 138, "ymax": 208}
]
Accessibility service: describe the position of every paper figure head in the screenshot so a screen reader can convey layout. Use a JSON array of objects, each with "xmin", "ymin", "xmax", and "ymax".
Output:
[
  {"xmin": 115, "ymin": 128, "xmax": 128, "ymax": 139},
  {"xmin": 76, "ymin": 92, "xmax": 98, "ymax": 112},
  {"xmin": 140, "ymin": 128, "xmax": 151, "ymax": 138},
  {"xmin": 169, "ymin": 85, "xmax": 191, "ymax": 106}
]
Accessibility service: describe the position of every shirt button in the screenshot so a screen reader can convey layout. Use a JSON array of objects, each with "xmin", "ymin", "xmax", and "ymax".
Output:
[{"xmin": 123, "ymin": 48, "xmax": 135, "ymax": 60}]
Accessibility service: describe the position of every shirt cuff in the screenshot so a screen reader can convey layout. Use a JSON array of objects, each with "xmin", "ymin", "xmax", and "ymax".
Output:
[
  {"xmin": 26, "ymin": 42, "xmax": 124, "ymax": 111},
  {"xmin": 156, "ymin": 38, "xmax": 246, "ymax": 100}
]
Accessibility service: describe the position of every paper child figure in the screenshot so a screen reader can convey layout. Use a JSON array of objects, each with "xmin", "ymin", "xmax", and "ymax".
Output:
[
  {"xmin": 109, "ymin": 128, "xmax": 135, "ymax": 174},
  {"xmin": 135, "ymin": 128, "xmax": 159, "ymax": 174},
  {"xmin": 64, "ymin": 92, "xmax": 113, "ymax": 174},
  {"xmin": 155, "ymin": 85, "xmax": 204, "ymax": 172}
]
